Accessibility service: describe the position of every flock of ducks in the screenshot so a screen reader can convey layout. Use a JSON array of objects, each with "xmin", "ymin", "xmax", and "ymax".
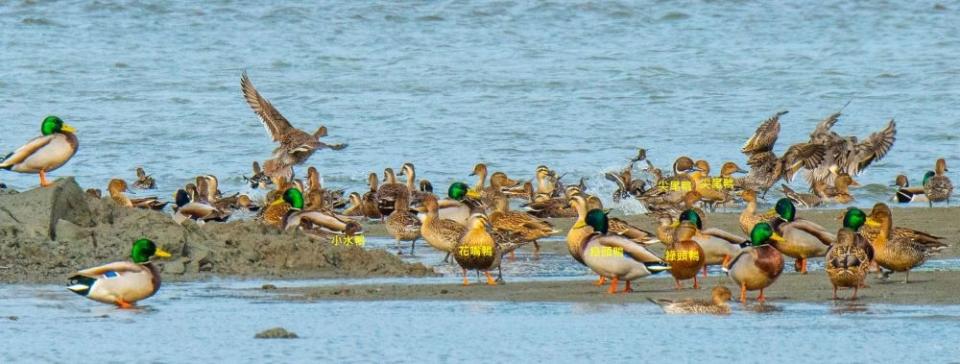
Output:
[{"xmin": 0, "ymin": 74, "xmax": 954, "ymax": 312}]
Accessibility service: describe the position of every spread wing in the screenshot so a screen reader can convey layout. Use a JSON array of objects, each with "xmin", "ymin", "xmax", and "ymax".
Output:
[
  {"xmin": 241, "ymin": 72, "xmax": 294, "ymax": 142},
  {"xmin": 849, "ymin": 119, "xmax": 895, "ymax": 175},
  {"xmin": 810, "ymin": 112, "xmax": 842, "ymax": 143},
  {"xmin": 741, "ymin": 111, "xmax": 786, "ymax": 154}
]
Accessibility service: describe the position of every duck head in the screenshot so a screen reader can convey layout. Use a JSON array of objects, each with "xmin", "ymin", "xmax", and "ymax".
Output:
[
  {"xmin": 130, "ymin": 238, "xmax": 171, "ymax": 264},
  {"xmin": 40, "ymin": 115, "xmax": 76, "ymax": 135}
]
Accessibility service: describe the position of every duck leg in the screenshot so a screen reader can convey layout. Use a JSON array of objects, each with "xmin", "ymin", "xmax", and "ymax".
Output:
[
  {"xmin": 851, "ymin": 286, "xmax": 859, "ymax": 300},
  {"xmin": 496, "ymin": 265, "xmax": 504, "ymax": 283},
  {"xmin": 757, "ymin": 288, "xmax": 766, "ymax": 303},
  {"xmin": 904, "ymin": 271, "xmax": 910, "ymax": 284},
  {"xmin": 702, "ymin": 265, "xmax": 708, "ymax": 278},
  {"xmin": 115, "ymin": 298, "xmax": 134, "ymax": 309},
  {"xmin": 461, "ymin": 268, "xmax": 469, "ymax": 286},
  {"xmin": 442, "ymin": 252, "xmax": 450, "ymax": 263},
  {"xmin": 483, "ymin": 271, "xmax": 497, "ymax": 286},
  {"xmin": 739, "ymin": 283, "xmax": 747, "ymax": 304},
  {"xmin": 39, "ymin": 169, "xmax": 50, "ymax": 188},
  {"xmin": 607, "ymin": 277, "xmax": 619, "ymax": 294},
  {"xmin": 674, "ymin": 278, "xmax": 682, "ymax": 290},
  {"xmin": 693, "ymin": 275, "xmax": 700, "ymax": 289},
  {"xmin": 623, "ymin": 280, "xmax": 634, "ymax": 293},
  {"xmin": 533, "ymin": 241, "xmax": 540, "ymax": 259},
  {"xmin": 594, "ymin": 276, "xmax": 606, "ymax": 286},
  {"xmin": 832, "ymin": 285, "xmax": 838, "ymax": 300},
  {"xmin": 409, "ymin": 238, "xmax": 416, "ymax": 256}
]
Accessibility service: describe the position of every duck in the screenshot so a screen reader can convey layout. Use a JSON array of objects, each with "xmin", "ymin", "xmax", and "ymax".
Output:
[
  {"xmin": 678, "ymin": 209, "xmax": 746, "ymax": 278},
  {"xmin": 863, "ymin": 203, "xmax": 948, "ymax": 283},
  {"xmin": 567, "ymin": 195, "xmax": 616, "ymax": 286},
  {"xmin": 825, "ymin": 228, "xmax": 870, "ymax": 300},
  {"xmin": 780, "ymin": 184, "xmax": 822, "ymax": 208},
  {"xmin": 0, "ymin": 116, "xmax": 79, "ymax": 187},
  {"xmin": 489, "ymin": 195, "xmax": 555, "ymax": 257},
  {"xmin": 132, "ymin": 167, "xmax": 156, "ymax": 189},
  {"xmin": 649, "ymin": 286, "xmax": 733, "ymax": 315},
  {"xmin": 240, "ymin": 72, "xmax": 346, "ymax": 179},
  {"xmin": 858, "ymin": 207, "xmax": 946, "ymax": 263},
  {"xmin": 696, "ymin": 161, "xmax": 747, "ymax": 210},
  {"xmin": 376, "ymin": 168, "xmax": 406, "ymax": 216},
  {"xmin": 665, "ymin": 220, "xmax": 706, "ymax": 289},
  {"xmin": 738, "ymin": 189, "xmax": 777, "ymax": 235},
  {"xmin": 804, "ymin": 112, "xmax": 896, "ymax": 187},
  {"xmin": 172, "ymin": 190, "xmax": 229, "ymax": 226},
  {"xmin": 385, "ymin": 190, "xmax": 421, "ymax": 255},
  {"xmin": 453, "ymin": 214, "xmax": 501, "ymax": 286},
  {"xmin": 723, "ymin": 222, "xmax": 786, "ymax": 304},
  {"xmin": 580, "ymin": 209, "xmax": 671, "ymax": 294},
  {"xmin": 343, "ymin": 192, "xmax": 364, "ymax": 216},
  {"xmin": 256, "ymin": 188, "xmax": 302, "ymax": 228},
  {"xmin": 768, "ymin": 198, "xmax": 835, "ymax": 273},
  {"xmin": 361, "ymin": 172, "xmax": 383, "ymax": 220},
  {"xmin": 739, "ymin": 111, "xmax": 826, "ymax": 195},
  {"xmin": 811, "ymin": 173, "xmax": 858, "ymax": 204},
  {"xmin": 397, "ymin": 162, "xmax": 430, "ymax": 203},
  {"xmin": 839, "ymin": 207, "xmax": 876, "ymax": 269},
  {"xmin": 534, "ymin": 165, "xmax": 558, "ymax": 197},
  {"xmin": 107, "ymin": 179, "xmax": 168, "ymax": 210},
  {"xmin": 67, "ymin": 238, "xmax": 171, "ymax": 308},
  {"xmin": 85, "ymin": 188, "xmax": 102, "ymax": 199},
  {"xmin": 244, "ymin": 161, "xmax": 272, "ymax": 189},
  {"xmin": 416, "ymin": 182, "xmax": 478, "ymax": 225},
  {"xmin": 891, "ymin": 174, "xmax": 927, "ymax": 204},
  {"xmin": 587, "ymin": 195, "xmax": 658, "ymax": 245},
  {"xmin": 284, "ymin": 209, "xmax": 362, "ymax": 238},
  {"xmin": 420, "ymin": 193, "xmax": 466, "ymax": 263},
  {"xmin": 923, "ymin": 158, "xmax": 953, "ymax": 207}
]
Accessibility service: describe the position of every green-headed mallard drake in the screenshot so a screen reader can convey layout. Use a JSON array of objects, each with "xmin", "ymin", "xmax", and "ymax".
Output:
[
  {"xmin": 568, "ymin": 195, "xmax": 612, "ymax": 286},
  {"xmin": 454, "ymin": 214, "xmax": 501, "ymax": 286},
  {"xmin": 649, "ymin": 286, "xmax": 733, "ymax": 315},
  {"xmin": 420, "ymin": 193, "xmax": 466, "ymax": 263},
  {"xmin": 840, "ymin": 207, "xmax": 875, "ymax": 263},
  {"xmin": 240, "ymin": 72, "xmax": 346, "ymax": 177},
  {"xmin": 385, "ymin": 189, "xmax": 421, "ymax": 255},
  {"xmin": 723, "ymin": 222, "xmax": 785, "ymax": 304},
  {"xmin": 132, "ymin": 167, "xmax": 156, "ymax": 190},
  {"xmin": 256, "ymin": 188, "xmax": 302, "ymax": 228},
  {"xmin": 580, "ymin": 209, "xmax": 670, "ymax": 294},
  {"xmin": 825, "ymin": 228, "xmax": 870, "ymax": 300},
  {"xmin": 108, "ymin": 179, "xmax": 168, "ymax": 210},
  {"xmin": 864, "ymin": 203, "xmax": 948, "ymax": 283},
  {"xmin": 172, "ymin": 188, "xmax": 230, "ymax": 225},
  {"xmin": 769, "ymin": 198, "xmax": 835, "ymax": 273},
  {"xmin": 891, "ymin": 174, "xmax": 927, "ymax": 204},
  {"xmin": 923, "ymin": 158, "xmax": 953, "ymax": 207},
  {"xmin": 679, "ymin": 209, "xmax": 745, "ymax": 278},
  {"xmin": 0, "ymin": 116, "xmax": 78, "ymax": 187},
  {"xmin": 666, "ymin": 220, "xmax": 706, "ymax": 289},
  {"xmin": 587, "ymin": 195, "xmax": 658, "ymax": 245},
  {"xmin": 416, "ymin": 182, "xmax": 480, "ymax": 225},
  {"xmin": 67, "ymin": 238, "xmax": 171, "ymax": 308}
]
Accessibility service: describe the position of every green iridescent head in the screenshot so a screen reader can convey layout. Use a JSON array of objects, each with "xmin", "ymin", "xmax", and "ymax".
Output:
[
  {"xmin": 283, "ymin": 188, "xmax": 304, "ymax": 209},
  {"xmin": 775, "ymin": 198, "xmax": 796, "ymax": 222},
  {"xmin": 678, "ymin": 209, "xmax": 702, "ymax": 230},
  {"xmin": 843, "ymin": 207, "xmax": 866, "ymax": 231},
  {"xmin": 130, "ymin": 238, "xmax": 170, "ymax": 264},
  {"xmin": 750, "ymin": 222, "xmax": 778, "ymax": 246},
  {"xmin": 448, "ymin": 182, "xmax": 469, "ymax": 201},
  {"xmin": 585, "ymin": 209, "xmax": 609, "ymax": 235},
  {"xmin": 40, "ymin": 116, "xmax": 75, "ymax": 136},
  {"xmin": 922, "ymin": 171, "xmax": 935, "ymax": 186}
]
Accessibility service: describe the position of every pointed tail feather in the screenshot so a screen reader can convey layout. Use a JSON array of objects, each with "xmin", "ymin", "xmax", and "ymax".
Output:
[{"xmin": 67, "ymin": 275, "xmax": 96, "ymax": 296}]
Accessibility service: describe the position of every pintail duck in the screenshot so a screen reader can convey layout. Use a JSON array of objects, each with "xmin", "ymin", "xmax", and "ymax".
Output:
[
  {"xmin": 804, "ymin": 111, "xmax": 896, "ymax": 187},
  {"xmin": 107, "ymin": 179, "xmax": 168, "ymax": 210},
  {"xmin": 739, "ymin": 111, "xmax": 826, "ymax": 195},
  {"xmin": 132, "ymin": 167, "xmax": 156, "ymax": 189},
  {"xmin": 649, "ymin": 286, "xmax": 733, "ymax": 315},
  {"xmin": 923, "ymin": 158, "xmax": 953, "ymax": 207}
]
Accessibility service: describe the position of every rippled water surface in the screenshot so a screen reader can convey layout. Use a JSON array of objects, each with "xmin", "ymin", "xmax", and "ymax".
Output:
[
  {"xmin": 2, "ymin": 282, "xmax": 960, "ymax": 363},
  {"xmin": 1, "ymin": 1, "xmax": 958, "ymax": 208}
]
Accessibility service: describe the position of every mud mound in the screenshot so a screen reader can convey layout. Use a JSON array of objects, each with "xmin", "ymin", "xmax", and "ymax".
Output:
[{"xmin": 0, "ymin": 178, "xmax": 434, "ymax": 284}]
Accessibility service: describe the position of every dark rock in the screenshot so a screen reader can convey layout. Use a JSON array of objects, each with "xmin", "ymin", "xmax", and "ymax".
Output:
[{"xmin": 255, "ymin": 327, "xmax": 298, "ymax": 339}]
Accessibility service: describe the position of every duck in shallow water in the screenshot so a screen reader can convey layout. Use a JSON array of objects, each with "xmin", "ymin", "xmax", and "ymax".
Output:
[{"xmin": 67, "ymin": 238, "xmax": 171, "ymax": 308}]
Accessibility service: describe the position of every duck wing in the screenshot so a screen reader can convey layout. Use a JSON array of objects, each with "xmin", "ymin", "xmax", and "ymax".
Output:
[
  {"xmin": 0, "ymin": 134, "xmax": 55, "ymax": 168},
  {"xmin": 790, "ymin": 219, "xmax": 836, "ymax": 245},
  {"xmin": 75, "ymin": 261, "xmax": 144, "ymax": 277},
  {"xmin": 742, "ymin": 111, "xmax": 785, "ymax": 154},
  {"xmin": 847, "ymin": 119, "xmax": 896, "ymax": 176},
  {"xmin": 241, "ymin": 72, "xmax": 296, "ymax": 142},
  {"xmin": 596, "ymin": 235, "xmax": 663, "ymax": 263},
  {"xmin": 700, "ymin": 228, "xmax": 746, "ymax": 244}
]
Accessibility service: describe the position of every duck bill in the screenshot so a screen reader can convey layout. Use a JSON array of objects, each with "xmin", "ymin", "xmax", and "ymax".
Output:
[
  {"xmin": 572, "ymin": 220, "xmax": 587, "ymax": 229},
  {"xmin": 154, "ymin": 248, "xmax": 172, "ymax": 258},
  {"xmin": 61, "ymin": 123, "xmax": 77, "ymax": 133},
  {"xmin": 770, "ymin": 233, "xmax": 786, "ymax": 242},
  {"xmin": 466, "ymin": 189, "xmax": 481, "ymax": 199},
  {"xmin": 864, "ymin": 218, "xmax": 882, "ymax": 227}
]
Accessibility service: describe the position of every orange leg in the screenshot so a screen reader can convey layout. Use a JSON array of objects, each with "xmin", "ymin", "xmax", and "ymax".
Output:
[
  {"xmin": 832, "ymin": 285, "xmax": 838, "ymax": 300},
  {"xmin": 693, "ymin": 275, "xmax": 700, "ymax": 289},
  {"xmin": 739, "ymin": 283, "xmax": 747, "ymax": 304},
  {"xmin": 623, "ymin": 280, "xmax": 634, "ymax": 293},
  {"xmin": 757, "ymin": 288, "xmax": 767, "ymax": 303},
  {"xmin": 607, "ymin": 277, "xmax": 619, "ymax": 294},
  {"xmin": 594, "ymin": 276, "xmax": 607, "ymax": 286},
  {"xmin": 39, "ymin": 170, "xmax": 50, "ymax": 187},
  {"xmin": 702, "ymin": 265, "xmax": 708, "ymax": 278},
  {"xmin": 509, "ymin": 251, "xmax": 516, "ymax": 261},
  {"xmin": 115, "ymin": 299, "xmax": 134, "ymax": 309},
  {"xmin": 461, "ymin": 268, "xmax": 469, "ymax": 286},
  {"xmin": 800, "ymin": 258, "xmax": 808, "ymax": 274},
  {"xmin": 674, "ymin": 278, "xmax": 682, "ymax": 290},
  {"xmin": 484, "ymin": 271, "xmax": 497, "ymax": 286},
  {"xmin": 852, "ymin": 286, "xmax": 859, "ymax": 300}
]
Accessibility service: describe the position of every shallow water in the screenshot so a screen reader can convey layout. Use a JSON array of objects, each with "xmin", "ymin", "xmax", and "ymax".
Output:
[
  {"xmin": 1, "ymin": 1, "xmax": 958, "ymax": 211},
  {"xmin": 2, "ymin": 282, "xmax": 959, "ymax": 362}
]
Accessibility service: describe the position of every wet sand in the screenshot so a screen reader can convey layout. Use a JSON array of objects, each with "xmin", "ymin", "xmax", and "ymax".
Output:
[{"xmin": 269, "ymin": 271, "xmax": 960, "ymax": 305}]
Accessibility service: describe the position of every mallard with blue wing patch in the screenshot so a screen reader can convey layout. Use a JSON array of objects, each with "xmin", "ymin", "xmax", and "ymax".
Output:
[{"xmin": 67, "ymin": 239, "xmax": 171, "ymax": 308}]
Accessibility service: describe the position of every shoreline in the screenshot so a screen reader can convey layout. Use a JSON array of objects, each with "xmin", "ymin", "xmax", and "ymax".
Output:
[{"xmin": 265, "ymin": 271, "xmax": 960, "ymax": 305}]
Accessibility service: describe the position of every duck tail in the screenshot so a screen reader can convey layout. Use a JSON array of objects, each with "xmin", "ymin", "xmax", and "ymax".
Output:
[
  {"xmin": 0, "ymin": 152, "xmax": 12, "ymax": 169},
  {"xmin": 67, "ymin": 275, "xmax": 96, "ymax": 296},
  {"xmin": 644, "ymin": 261, "xmax": 671, "ymax": 274}
]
